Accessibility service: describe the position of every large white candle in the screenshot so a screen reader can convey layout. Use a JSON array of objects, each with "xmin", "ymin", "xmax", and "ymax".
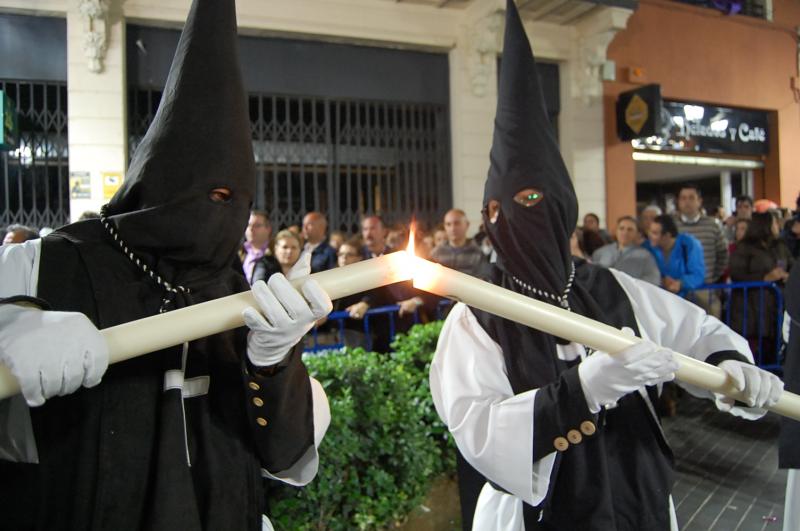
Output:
[
  {"xmin": 410, "ymin": 256, "xmax": 800, "ymax": 422},
  {"xmin": 0, "ymin": 253, "xmax": 411, "ymax": 401}
]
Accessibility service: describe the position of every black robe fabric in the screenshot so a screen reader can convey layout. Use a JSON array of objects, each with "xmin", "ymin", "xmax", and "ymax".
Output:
[
  {"xmin": 780, "ymin": 263, "xmax": 800, "ymax": 468},
  {"xmin": 0, "ymin": 0, "xmax": 317, "ymax": 527},
  {"xmin": 470, "ymin": 259, "xmax": 674, "ymax": 531},
  {"xmin": 0, "ymin": 220, "xmax": 315, "ymax": 531}
]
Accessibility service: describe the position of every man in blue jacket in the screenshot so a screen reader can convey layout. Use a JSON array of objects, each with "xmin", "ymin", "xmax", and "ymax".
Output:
[{"xmin": 644, "ymin": 214, "xmax": 705, "ymax": 297}]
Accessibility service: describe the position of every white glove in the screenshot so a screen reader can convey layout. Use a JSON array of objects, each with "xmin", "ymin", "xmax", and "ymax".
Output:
[
  {"xmin": 578, "ymin": 328, "xmax": 679, "ymax": 413},
  {"xmin": 0, "ymin": 305, "xmax": 109, "ymax": 407},
  {"xmin": 242, "ymin": 273, "xmax": 332, "ymax": 367},
  {"xmin": 288, "ymin": 253, "xmax": 311, "ymax": 280},
  {"xmin": 715, "ymin": 360, "xmax": 783, "ymax": 412}
]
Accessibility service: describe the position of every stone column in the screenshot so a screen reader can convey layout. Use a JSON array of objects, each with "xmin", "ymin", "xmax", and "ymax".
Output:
[
  {"xmin": 67, "ymin": 0, "xmax": 127, "ymax": 221},
  {"xmin": 448, "ymin": 8, "xmax": 503, "ymax": 234},
  {"xmin": 561, "ymin": 7, "xmax": 632, "ymax": 230}
]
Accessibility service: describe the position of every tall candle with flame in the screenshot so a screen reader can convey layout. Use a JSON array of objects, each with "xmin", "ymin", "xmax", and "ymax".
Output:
[{"xmin": 403, "ymin": 231, "xmax": 800, "ymax": 422}]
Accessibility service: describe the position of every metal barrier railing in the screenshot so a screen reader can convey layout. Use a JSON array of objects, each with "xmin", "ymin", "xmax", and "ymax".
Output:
[
  {"xmin": 306, "ymin": 282, "xmax": 785, "ymax": 372},
  {"xmin": 688, "ymin": 281, "xmax": 784, "ymax": 371},
  {"xmin": 306, "ymin": 304, "xmax": 419, "ymax": 353}
]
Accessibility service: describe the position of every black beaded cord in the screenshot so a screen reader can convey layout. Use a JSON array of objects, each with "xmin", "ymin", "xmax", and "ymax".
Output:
[
  {"xmin": 99, "ymin": 205, "xmax": 191, "ymax": 313},
  {"xmin": 511, "ymin": 262, "xmax": 575, "ymax": 311}
]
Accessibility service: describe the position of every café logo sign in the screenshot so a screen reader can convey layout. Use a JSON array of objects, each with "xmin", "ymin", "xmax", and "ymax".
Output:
[
  {"xmin": 632, "ymin": 101, "xmax": 769, "ymax": 156},
  {"xmin": 625, "ymin": 94, "xmax": 649, "ymax": 135},
  {"xmin": 674, "ymin": 104, "xmax": 766, "ymax": 144}
]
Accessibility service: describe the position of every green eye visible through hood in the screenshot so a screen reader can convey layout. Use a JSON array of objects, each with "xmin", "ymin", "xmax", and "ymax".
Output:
[{"xmin": 513, "ymin": 188, "xmax": 544, "ymax": 207}]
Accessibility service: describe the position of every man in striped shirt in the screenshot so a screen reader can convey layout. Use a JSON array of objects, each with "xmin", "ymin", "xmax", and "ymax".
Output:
[{"xmin": 674, "ymin": 183, "xmax": 728, "ymax": 316}]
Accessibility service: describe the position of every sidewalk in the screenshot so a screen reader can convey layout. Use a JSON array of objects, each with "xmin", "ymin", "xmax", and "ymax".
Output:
[{"xmin": 665, "ymin": 392, "xmax": 787, "ymax": 530}]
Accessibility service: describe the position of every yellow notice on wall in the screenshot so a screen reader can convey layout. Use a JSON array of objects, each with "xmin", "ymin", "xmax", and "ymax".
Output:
[
  {"xmin": 102, "ymin": 172, "xmax": 123, "ymax": 200},
  {"xmin": 69, "ymin": 171, "xmax": 91, "ymax": 199}
]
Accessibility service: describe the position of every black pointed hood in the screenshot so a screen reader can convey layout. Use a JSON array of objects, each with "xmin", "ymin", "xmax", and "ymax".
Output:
[
  {"xmin": 104, "ymin": 0, "xmax": 255, "ymax": 282},
  {"xmin": 483, "ymin": 0, "xmax": 577, "ymax": 296}
]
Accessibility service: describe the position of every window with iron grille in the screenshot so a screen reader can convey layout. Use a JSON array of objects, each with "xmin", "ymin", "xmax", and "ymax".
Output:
[
  {"xmin": 129, "ymin": 88, "xmax": 451, "ymax": 234},
  {"xmin": 0, "ymin": 80, "xmax": 70, "ymax": 230}
]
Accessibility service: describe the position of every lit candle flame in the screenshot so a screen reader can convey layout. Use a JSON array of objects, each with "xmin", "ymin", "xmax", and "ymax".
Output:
[
  {"xmin": 405, "ymin": 223, "xmax": 444, "ymax": 292},
  {"xmin": 406, "ymin": 221, "xmax": 416, "ymax": 256}
]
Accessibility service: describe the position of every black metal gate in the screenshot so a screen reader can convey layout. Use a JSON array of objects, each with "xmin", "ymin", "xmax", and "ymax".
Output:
[
  {"xmin": 0, "ymin": 80, "xmax": 70, "ymax": 229},
  {"xmin": 130, "ymin": 89, "xmax": 451, "ymax": 233}
]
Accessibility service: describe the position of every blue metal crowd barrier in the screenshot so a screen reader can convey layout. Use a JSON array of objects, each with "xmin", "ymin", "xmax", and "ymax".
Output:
[
  {"xmin": 306, "ymin": 282, "xmax": 786, "ymax": 373},
  {"xmin": 436, "ymin": 299, "xmax": 454, "ymax": 321},
  {"xmin": 305, "ymin": 304, "xmax": 419, "ymax": 353},
  {"xmin": 433, "ymin": 284, "xmax": 784, "ymax": 371},
  {"xmin": 687, "ymin": 281, "xmax": 784, "ymax": 371}
]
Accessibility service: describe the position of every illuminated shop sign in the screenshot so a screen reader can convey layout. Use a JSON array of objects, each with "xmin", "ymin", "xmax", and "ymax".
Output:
[
  {"xmin": 617, "ymin": 84, "xmax": 662, "ymax": 141},
  {"xmin": 616, "ymin": 85, "xmax": 769, "ymax": 156},
  {"xmin": 631, "ymin": 100, "xmax": 769, "ymax": 156}
]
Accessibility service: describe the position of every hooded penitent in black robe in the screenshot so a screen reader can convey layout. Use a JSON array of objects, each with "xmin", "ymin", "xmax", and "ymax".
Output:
[
  {"xmin": 780, "ymin": 263, "xmax": 800, "ymax": 529},
  {"xmin": 780, "ymin": 264, "xmax": 800, "ymax": 468},
  {"xmin": 0, "ymin": 1, "xmax": 315, "ymax": 529},
  {"xmin": 436, "ymin": 2, "xmax": 752, "ymax": 530}
]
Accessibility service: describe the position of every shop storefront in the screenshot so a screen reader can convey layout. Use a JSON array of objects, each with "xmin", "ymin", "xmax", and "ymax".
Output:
[
  {"xmin": 618, "ymin": 83, "xmax": 769, "ymax": 214},
  {"xmin": 604, "ymin": 0, "xmax": 800, "ymax": 226}
]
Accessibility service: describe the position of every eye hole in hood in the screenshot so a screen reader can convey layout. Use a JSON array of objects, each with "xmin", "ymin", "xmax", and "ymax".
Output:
[
  {"xmin": 513, "ymin": 188, "xmax": 544, "ymax": 208},
  {"xmin": 209, "ymin": 187, "xmax": 232, "ymax": 203}
]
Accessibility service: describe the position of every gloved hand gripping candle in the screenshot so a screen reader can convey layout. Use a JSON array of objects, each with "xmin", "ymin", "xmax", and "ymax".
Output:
[{"xmin": 0, "ymin": 253, "xmax": 411, "ymax": 400}]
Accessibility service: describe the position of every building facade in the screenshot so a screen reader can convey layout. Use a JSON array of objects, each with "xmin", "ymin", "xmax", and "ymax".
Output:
[
  {"xmin": 605, "ymin": 0, "xmax": 800, "ymax": 226},
  {"xmin": 1, "ymin": 0, "xmax": 634, "ymax": 231}
]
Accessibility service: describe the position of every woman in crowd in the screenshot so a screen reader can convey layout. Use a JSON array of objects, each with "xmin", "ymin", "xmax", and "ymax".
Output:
[
  {"xmin": 731, "ymin": 219, "xmax": 749, "ymax": 253},
  {"xmin": 386, "ymin": 225, "xmax": 408, "ymax": 251},
  {"xmin": 433, "ymin": 225, "xmax": 447, "ymax": 249},
  {"xmin": 327, "ymin": 238, "xmax": 372, "ymax": 348},
  {"xmin": 580, "ymin": 228, "xmax": 606, "ymax": 258},
  {"xmin": 252, "ymin": 229, "xmax": 303, "ymax": 283},
  {"xmin": 570, "ymin": 229, "xmax": 587, "ymax": 260},
  {"xmin": 418, "ymin": 231, "xmax": 436, "ymax": 260},
  {"xmin": 721, "ymin": 218, "xmax": 749, "ymax": 282},
  {"xmin": 274, "ymin": 229, "xmax": 303, "ymax": 275},
  {"xmin": 730, "ymin": 212, "xmax": 793, "ymax": 361},
  {"xmin": 336, "ymin": 238, "xmax": 369, "ymax": 318}
]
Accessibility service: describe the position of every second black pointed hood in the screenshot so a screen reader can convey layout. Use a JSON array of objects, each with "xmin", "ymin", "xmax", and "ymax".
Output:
[
  {"xmin": 482, "ymin": 0, "xmax": 578, "ymax": 297},
  {"xmin": 104, "ymin": 0, "xmax": 255, "ymax": 282}
]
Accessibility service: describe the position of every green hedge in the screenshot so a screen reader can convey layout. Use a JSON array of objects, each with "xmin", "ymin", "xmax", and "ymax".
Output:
[{"xmin": 269, "ymin": 321, "xmax": 455, "ymax": 530}]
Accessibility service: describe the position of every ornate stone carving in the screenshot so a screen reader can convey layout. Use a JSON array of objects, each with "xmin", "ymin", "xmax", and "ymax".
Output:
[
  {"xmin": 78, "ymin": 0, "xmax": 108, "ymax": 74},
  {"xmin": 467, "ymin": 11, "xmax": 503, "ymax": 98},
  {"xmin": 571, "ymin": 30, "xmax": 616, "ymax": 102},
  {"xmin": 570, "ymin": 8, "xmax": 634, "ymax": 103}
]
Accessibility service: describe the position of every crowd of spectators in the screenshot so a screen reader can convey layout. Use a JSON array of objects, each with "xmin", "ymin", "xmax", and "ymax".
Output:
[
  {"xmin": 236, "ymin": 186, "xmax": 778, "ymax": 354},
  {"xmin": 235, "ymin": 208, "xmax": 493, "ymax": 352},
  {"xmin": 573, "ymin": 186, "xmax": 800, "ymax": 363},
  {"xmin": 5, "ymin": 186, "xmax": 798, "ymax": 355}
]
